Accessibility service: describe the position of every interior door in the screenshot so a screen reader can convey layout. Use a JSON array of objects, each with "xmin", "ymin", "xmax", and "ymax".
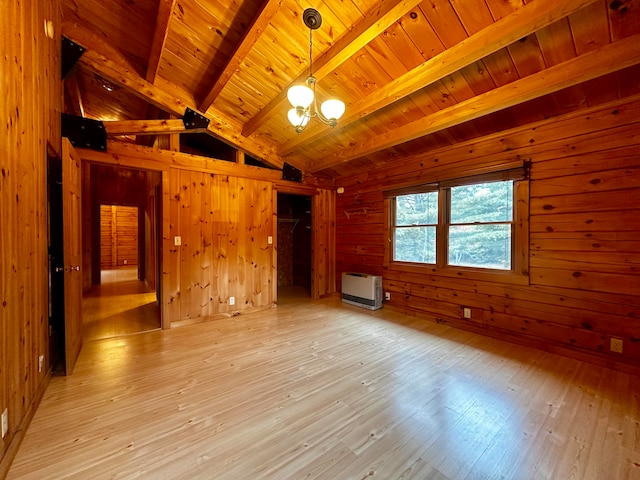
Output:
[{"xmin": 62, "ymin": 138, "xmax": 83, "ymax": 375}]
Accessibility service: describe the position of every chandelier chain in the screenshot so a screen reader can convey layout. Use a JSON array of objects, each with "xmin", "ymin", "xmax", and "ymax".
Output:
[{"xmin": 308, "ymin": 27, "xmax": 313, "ymax": 79}]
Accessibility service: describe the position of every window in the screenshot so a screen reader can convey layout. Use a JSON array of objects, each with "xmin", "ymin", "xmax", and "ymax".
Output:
[
  {"xmin": 448, "ymin": 181, "xmax": 513, "ymax": 270},
  {"xmin": 394, "ymin": 190, "xmax": 438, "ymax": 263},
  {"xmin": 385, "ymin": 166, "xmax": 529, "ymax": 280}
]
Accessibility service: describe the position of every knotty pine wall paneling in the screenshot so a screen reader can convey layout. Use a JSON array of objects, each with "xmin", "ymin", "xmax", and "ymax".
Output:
[
  {"xmin": 312, "ymin": 188, "xmax": 336, "ymax": 299},
  {"xmin": 144, "ymin": 173, "xmax": 161, "ymax": 292},
  {"xmin": 167, "ymin": 169, "xmax": 275, "ymax": 324},
  {"xmin": 99, "ymin": 205, "xmax": 139, "ymax": 269},
  {"xmin": 335, "ymin": 94, "xmax": 640, "ymax": 372},
  {"xmin": 0, "ymin": 0, "xmax": 61, "ymax": 474},
  {"xmin": 77, "ymin": 143, "xmax": 337, "ymax": 327}
]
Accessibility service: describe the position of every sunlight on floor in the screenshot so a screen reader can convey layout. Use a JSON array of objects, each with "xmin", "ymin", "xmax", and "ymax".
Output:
[{"xmin": 83, "ymin": 267, "xmax": 160, "ymax": 341}]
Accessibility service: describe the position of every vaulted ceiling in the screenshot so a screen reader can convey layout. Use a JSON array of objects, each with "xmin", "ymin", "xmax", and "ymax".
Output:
[{"xmin": 62, "ymin": 0, "xmax": 640, "ymax": 179}]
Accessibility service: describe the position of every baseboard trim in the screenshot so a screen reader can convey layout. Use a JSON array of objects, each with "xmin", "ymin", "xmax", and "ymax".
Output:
[{"xmin": 0, "ymin": 371, "xmax": 51, "ymax": 479}]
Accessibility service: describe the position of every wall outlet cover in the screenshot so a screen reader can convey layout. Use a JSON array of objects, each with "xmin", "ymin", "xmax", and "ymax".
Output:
[{"xmin": 610, "ymin": 338, "xmax": 623, "ymax": 354}]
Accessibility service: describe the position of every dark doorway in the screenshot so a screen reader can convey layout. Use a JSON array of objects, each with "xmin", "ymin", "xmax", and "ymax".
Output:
[
  {"xmin": 47, "ymin": 154, "xmax": 66, "ymax": 374},
  {"xmin": 277, "ymin": 193, "xmax": 312, "ymax": 301}
]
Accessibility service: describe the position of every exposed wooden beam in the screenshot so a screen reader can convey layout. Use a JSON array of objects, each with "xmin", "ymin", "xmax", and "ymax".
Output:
[
  {"xmin": 135, "ymin": 104, "xmax": 162, "ymax": 147},
  {"xmin": 279, "ymin": 0, "xmax": 599, "ymax": 156},
  {"xmin": 199, "ymin": 0, "xmax": 283, "ymax": 113},
  {"xmin": 65, "ymin": 72, "xmax": 85, "ymax": 117},
  {"xmin": 62, "ymin": 22, "xmax": 139, "ymax": 73},
  {"xmin": 76, "ymin": 141, "xmax": 334, "ymax": 190},
  {"xmin": 168, "ymin": 114, "xmax": 181, "ymax": 152},
  {"xmin": 241, "ymin": 0, "xmax": 425, "ymax": 137},
  {"xmin": 309, "ymin": 33, "xmax": 640, "ymax": 172},
  {"xmin": 76, "ymin": 48, "xmax": 285, "ymax": 169},
  {"xmin": 146, "ymin": 0, "xmax": 176, "ymax": 83},
  {"xmin": 104, "ymin": 119, "xmax": 208, "ymax": 136}
]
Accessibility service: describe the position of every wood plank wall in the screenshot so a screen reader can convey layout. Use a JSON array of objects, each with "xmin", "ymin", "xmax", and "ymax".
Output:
[
  {"xmin": 165, "ymin": 169, "xmax": 275, "ymax": 323},
  {"xmin": 313, "ymin": 189, "xmax": 336, "ymax": 299},
  {"xmin": 78, "ymin": 143, "xmax": 337, "ymax": 328},
  {"xmin": 334, "ymin": 94, "xmax": 640, "ymax": 372},
  {"xmin": 0, "ymin": 0, "xmax": 60, "ymax": 474},
  {"xmin": 99, "ymin": 205, "xmax": 139, "ymax": 269},
  {"xmin": 144, "ymin": 173, "xmax": 161, "ymax": 292}
]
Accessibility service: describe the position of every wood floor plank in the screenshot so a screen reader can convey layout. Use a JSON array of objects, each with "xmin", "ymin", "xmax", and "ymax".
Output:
[{"xmin": 6, "ymin": 290, "xmax": 640, "ymax": 479}]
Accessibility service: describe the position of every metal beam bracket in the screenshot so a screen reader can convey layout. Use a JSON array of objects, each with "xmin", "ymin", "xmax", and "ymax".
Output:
[
  {"xmin": 61, "ymin": 36, "xmax": 86, "ymax": 80},
  {"xmin": 61, "ymin": 113, "xmax": 107, "ymax": 151},
  {"xmin": 182, "ymin": 108, "xmax": 210, "ymax": 130},
  {"xmin": 282, "ymin": 162, "xmax": 303, "ymax": 183}
]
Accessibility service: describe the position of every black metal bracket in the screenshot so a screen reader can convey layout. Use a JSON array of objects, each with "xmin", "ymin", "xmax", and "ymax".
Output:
[
  {"xmin": 182, "ymin": 108, "xmax": 210, "ymax": 129},
  {"xmin": 282, "ymin": 162, "xmax": 303, "ymax": 183},
  {"xmin": 61, "ymin": 113, "xmax": 107, "ymax": 151},
  {"xmin": 61, "ymin": 36, "xmax": 86, "ymax": 80}
]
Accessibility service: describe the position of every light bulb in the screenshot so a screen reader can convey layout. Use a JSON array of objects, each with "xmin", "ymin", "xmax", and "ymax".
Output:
[
  {"xmin": 320, "ymin": 99, "xmax": 345, "ymax": 121},
  {"xmin": 288, "ymin": 108, "xmax": 310, "ymax": 129},
  {"xmin": 287, "ymin": 85, "xmax": 314, "ymax": 108}
]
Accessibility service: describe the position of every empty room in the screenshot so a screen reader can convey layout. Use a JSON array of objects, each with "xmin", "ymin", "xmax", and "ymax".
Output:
[{"xmin": 1, "ymin": 0, "xmax": 639, "ymax": 478}]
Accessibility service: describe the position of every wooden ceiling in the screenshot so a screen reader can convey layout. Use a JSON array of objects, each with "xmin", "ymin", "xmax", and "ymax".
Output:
[{"xmin": 62, "ymin": 0, "xmax": 640, "ymax": 178}]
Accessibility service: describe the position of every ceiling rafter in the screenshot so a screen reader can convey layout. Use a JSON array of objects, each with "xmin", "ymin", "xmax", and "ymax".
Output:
[
  {"xmin": 146, "ymin": 0, "xmax": 176, "ymax": 83},
  {"xmin": 241, "ymin": 0, "xmax": 426, "ymax": 137},
  {"xmin": 278, "ymin": 0, "xmax": 598, "ymax": 156},
  {"xmin": 64, "ymin": 25, "xmax": 289, "ymax": 170},
  {"xmin": 199, "ymin": 0, "xmax": 284, "ymax": 113},
  {"xmin": 309, "ymin": 33, "xmax": 640, "ymax": 172}
]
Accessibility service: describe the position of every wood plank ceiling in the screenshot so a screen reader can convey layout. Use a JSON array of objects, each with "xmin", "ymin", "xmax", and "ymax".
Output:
[{"xmin": 62, "ymin": 0, "xmax": 640, "ymax": 178}]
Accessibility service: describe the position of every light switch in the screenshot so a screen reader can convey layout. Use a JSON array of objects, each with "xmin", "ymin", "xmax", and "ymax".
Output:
[
  {"xmin": 268, "ymin": 236, "xmax": 273, "ymax": 245},
  {"xmin": 174, "ymin": 236, "xmax": 181, "ymax": 246}
]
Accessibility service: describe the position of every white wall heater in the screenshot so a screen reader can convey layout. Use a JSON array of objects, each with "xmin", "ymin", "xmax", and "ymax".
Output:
[{"xmin": 341, "ymin": 272, "xmax": 383, "ymax": 310}]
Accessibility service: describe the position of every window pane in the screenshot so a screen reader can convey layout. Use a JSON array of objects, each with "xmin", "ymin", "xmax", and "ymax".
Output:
[
  {"xmin": 450, "ymin": 181, "xmax": 513, "ymax": 224},
  {"xmin": 395, "ymin": 191, "xmax": 438, "ymax": 226},
  {"xmin": 394, "ymin": 226, "xmax": 436, "ymax": 263},
  {"xmin": 448, "ymin": 224, "xmax": 511, "ymax": 269}
]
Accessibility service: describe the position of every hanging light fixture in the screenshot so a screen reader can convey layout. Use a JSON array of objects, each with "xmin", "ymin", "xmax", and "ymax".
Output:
[{"xmin": 287, "ymin": 8, "xmax": 345, "ymax": 134}]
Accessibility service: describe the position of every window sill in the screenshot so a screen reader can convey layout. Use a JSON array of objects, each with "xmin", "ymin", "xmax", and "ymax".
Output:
[{"xmin": 387, "ymin": 261, "xmax": 530, "ymax": 286}]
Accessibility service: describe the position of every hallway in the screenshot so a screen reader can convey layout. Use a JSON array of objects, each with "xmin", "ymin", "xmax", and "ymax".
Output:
[{"xmin": 82, "ymin": 267, "xmax": 161, "ymax": 342}]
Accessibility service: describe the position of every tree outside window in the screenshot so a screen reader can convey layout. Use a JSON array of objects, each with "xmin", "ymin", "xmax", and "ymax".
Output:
[{"xmin": 391, "ymin": 180, "xmax": 516, "ymax": 271}]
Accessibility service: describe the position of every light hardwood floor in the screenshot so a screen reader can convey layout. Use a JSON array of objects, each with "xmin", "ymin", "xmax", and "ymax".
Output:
[
  {"xmin": 82, "ymin": 268, "xmax": 161, "ymax": 342},
  {"xmin": 7, "ymin": 291, "xmax": 640, "ymax": 479}
]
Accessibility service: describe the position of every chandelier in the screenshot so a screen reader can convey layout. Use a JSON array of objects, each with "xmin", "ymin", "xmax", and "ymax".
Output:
[{"xmin": 287, "ymin": 8, "xmax": 345, "ymax": 134}]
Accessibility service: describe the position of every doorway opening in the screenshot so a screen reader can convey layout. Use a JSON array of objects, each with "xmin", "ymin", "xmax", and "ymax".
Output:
[
  {"xmin": 47, "ymin": 153, "xmax": 66, "ymax": 374},
  {"xmin": 83, "ymin": 164, "xmax": 162, "ymax": 341},
  {"xmin": 277, "ymin": 193, "xmax": 312, "ymax": 303}
]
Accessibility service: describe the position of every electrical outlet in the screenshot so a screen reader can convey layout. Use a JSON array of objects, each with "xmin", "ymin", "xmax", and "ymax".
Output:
[
  {"xmin": 123, "ymin": 259, "xmax": 127, "ymax": 265},
  {"xmin": 38, "ymin": 354, "xmax": 44, "ymax": 373},
  {"xmin": 385, "ymin": 291, "xmax": 390, "ymax": 301},
  {"xmin": 1, "ymin": 408, "xmax": 8, "ymax": 438},
  {"xmin": 229, "ymin": 296, "xmax": 235, "ymax": 306},
  {"xmin": 610, "ymin": 338, "xmax": 623, "ymax": 354},
  {"xmin": 463, "ymin": 307, "xmax": 472, "ymax": 319}
]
